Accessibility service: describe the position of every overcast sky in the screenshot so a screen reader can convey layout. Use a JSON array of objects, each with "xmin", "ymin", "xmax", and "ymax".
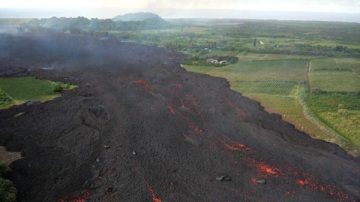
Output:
[{"xmin": 0, "ymin": 0, "xmax": 359, "ymax": 20}]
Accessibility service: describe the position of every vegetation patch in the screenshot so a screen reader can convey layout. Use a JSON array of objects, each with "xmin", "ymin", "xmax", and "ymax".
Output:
[
  {"xmin": 248, "ymin": 93, "xmax": 329, "ymax": 141},
  {"xmin": 309, "ymin": 93, "xmax": 360, "ymax": 148},
  {"xmin": 307, "ymin": 57, "xmax": 360, "ymax": 151},
  {"xmin": 0, "ymin": 162, "xmax": 16, "ymax": 202},
  {"xmin": 232, "ymin": 81, "xmax": 297, "ymax": 95},
  {"xmin": 310, "ymin": 58, "xmax": 360, "ymax": 92},
  {"xmin": 0, "ymin": 77, "xmax": 76, "ymax": 109},
  {"xmin": 0, "ymin": 89, "xmax": 13, "ymax": 109},
  {"xmin": 184, "ymin": 59, "xmax": 307, "ymax": 82}
]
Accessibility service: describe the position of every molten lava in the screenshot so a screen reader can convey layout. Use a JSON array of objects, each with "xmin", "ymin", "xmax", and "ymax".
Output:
[
  {"xmin": 296, "ymin": 179, "xmax": 308, "ymax": 186},
  {"xmin": 223, "ymin": 142, "xmax": 250, "ymax": 152},
  {"xmin": 148, "ymin": 187, "xmax": 162, "ymax": 202},
  {"xmin": 217, "ymin": 134, "xmax": 354, "ymax": 201},
  {"xmin": 295, "ymin": 177, "xmax": 354, "ymax": 201},
  {"xmin": 256, "ymin": 163, "xmax": 280, "ymax": 177},
  {"xmin": 58, "ymin": 191, "xmax": 90, "ymax": 202}
]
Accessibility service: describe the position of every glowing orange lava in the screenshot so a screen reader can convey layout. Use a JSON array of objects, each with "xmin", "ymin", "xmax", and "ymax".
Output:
[
  {"xmin": 148, "ymin": 187, "xmax": 162, "ymax": 202},
  {"xmin": 59, "ymin": 191, "xmax": 90, "ymax": 202},
  {"xmin": 215, "ymin": 136, "xmax": 252, "ymax": 153},
  {"xmin": 296, "ymin": 179, "xmax": 308, "ymax": 186},
  {"xmin": 295, "ymin": 177, "xmax": 354, "ymax": 201},
  {"xmin": 217, "ymin": 135, "xmax": 355, "ymax": 201},
  {"xmin": 256, "ymin": 163, "xmax": 280, "ymax": 177},
  {"xmin": 223, "ymin": 142, "xmax": 250, "ymax": 152},
  {"xmin": 134, "ymin": 80, "xmax": 151, "ymax": 92}
]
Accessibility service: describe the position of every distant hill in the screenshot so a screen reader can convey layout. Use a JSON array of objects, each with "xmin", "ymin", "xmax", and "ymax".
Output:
[
  {"xmin": 113, "ymin": 12, "xmax": 165, "ymax": 22},
  {"xmin": 112, "ymin": 12, "xmax": 169, "ymax": 29},
  {"xmin": 25, "ymin": 14, "xmax": 170, "ymax": 32}
]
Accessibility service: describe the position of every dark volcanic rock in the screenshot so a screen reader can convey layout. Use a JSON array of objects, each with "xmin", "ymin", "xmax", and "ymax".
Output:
[
  {"xmin": 0, "ymin": 33, "xmax": 359, "ymax": 202},
  {"xmin": 216, "ymin": 175, "xmax": 232, "ymax": 182},
  {"xmin": 0, "ymin": 61, "xmax": 29, "ymax": 77}
]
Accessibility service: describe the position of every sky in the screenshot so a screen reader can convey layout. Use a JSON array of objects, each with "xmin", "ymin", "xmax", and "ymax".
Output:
[{"xmin": 0, "ymin": 0, "xmax": 360, "ymax": 21}]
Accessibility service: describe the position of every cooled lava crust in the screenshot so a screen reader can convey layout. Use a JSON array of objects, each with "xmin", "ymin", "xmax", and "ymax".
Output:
[{"xmin": 0, "ymin": 33, "xmax": 359, "ymax": 202}]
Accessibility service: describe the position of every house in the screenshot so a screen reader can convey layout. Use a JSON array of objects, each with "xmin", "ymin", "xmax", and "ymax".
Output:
[
  {"xmin": 206, "ymin": 58, "xmax": 228, "ymax": 65},
  {"xmin": 206, "ymin": 58, "xmax": 219, "ymax": 64}
]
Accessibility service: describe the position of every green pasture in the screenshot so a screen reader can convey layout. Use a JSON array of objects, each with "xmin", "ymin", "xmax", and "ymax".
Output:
[
  {"xmin": 184, "ymin": 55, "xmax": 360, "ymax": 155},
  {"xmin": 0, "ymin": 77, "xmax": 76, "ymax": 109}
]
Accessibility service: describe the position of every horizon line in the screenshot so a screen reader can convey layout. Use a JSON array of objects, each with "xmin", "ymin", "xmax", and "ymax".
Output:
[{"xmin": 0, "ymin": 8, "xmax": 359, "ymax": 23}]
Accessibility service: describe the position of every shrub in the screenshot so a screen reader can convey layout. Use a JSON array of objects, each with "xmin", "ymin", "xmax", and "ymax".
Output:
[
  {"xmin": 0, "ymin": 162, "xmax": 17, "ymax": 202},
  {"xmin": 53, "ymin": 84, "xmax": 64, "ymax": 93},
  {"xmin": 0, "ymin": 90, "xmax": 12, "ymax": 107}
]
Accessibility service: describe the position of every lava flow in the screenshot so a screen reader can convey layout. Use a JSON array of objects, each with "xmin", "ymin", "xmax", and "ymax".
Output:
[
  {"xmin": 145, "ymin": 182, "xmax": 162, "ymax": 202},
  {"xmin": 224, "ymin": 95, "xmax": 246, "ymax": 121},
  {"xmin": 133, "ymin": 79, "xmax": 151, "ymax": 92},
  {"xmin": 256, "ymin": 162, "xmax": 280, "ymax": 177},
  {"xmin": 295, "ymin": 177, "xmax": 354, "ymax": 201},
  {"xmin": 148, "ymin": 187, "xmax": 162, "ymax": 202},
  {"xmin": 58, "ymin": 191, "xmax": 91, "ymax": 202},
  {"xmin": 1, "ymin": 33, "xmax": 359, "ymax": 201},
  {"xmin": 166, "ymin": 89, "xmax": 205, "ymax": 137},
  {"xmin": 215, "ymin": 135, "xmax": 253, "ymax": 153},
  {"xmin": 223, "ymin": 142, "xmax": 251, "ymax": 152},
  {"xmin": 217, "ymin": 135, "xmax": 355, "ymax": 201}
]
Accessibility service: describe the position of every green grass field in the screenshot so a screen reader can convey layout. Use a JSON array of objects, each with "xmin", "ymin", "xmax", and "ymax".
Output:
[
  {"xmin": 185, "ymin": 59, "xmax": 307, "ymax": 82},
  {"xmin": 310, "ymin": 58, "xmax": 360, "ymax": 92},
  {"xmin": 248, "ymin": 93, "xmax": 331, "ymax": 141},
  {"xmin": 184, "ymin": 55, "xmax": 360, "ymax": 155},
  {"xmin": 0, "ymin": 77, "xmax": 76, "ymax": 109},
  {"xmin": 308, "ymin": 58, "xmax": 360, "ymax": 152}
]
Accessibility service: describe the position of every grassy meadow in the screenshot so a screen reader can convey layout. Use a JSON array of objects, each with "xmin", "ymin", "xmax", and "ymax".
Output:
[
  {"xmin": 308, "ymin": 58, "xmax": 360, "ymax": 152},
  {"xmin": 184, "ymin": 54, "xmax": 360, "ymax": 155},
  {"xmin": 0, "ymin": 77, "xmax": 76, "ymax": 109}
]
